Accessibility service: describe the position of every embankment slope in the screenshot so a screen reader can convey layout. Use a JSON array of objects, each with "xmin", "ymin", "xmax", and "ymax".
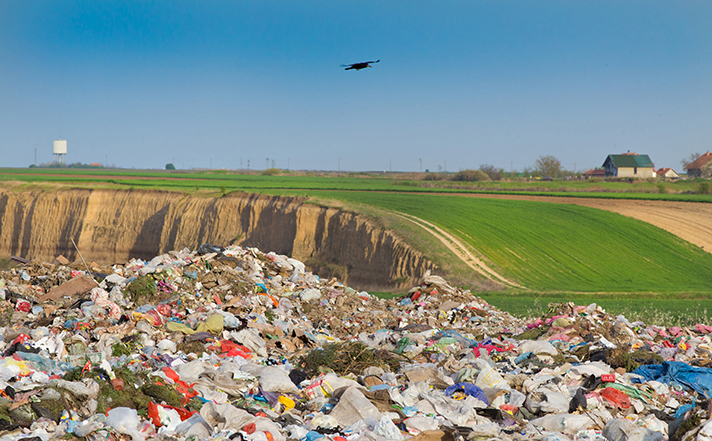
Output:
[{"xmin": 0, "ymin": 189, "xmax": 434, "ymax": 289}]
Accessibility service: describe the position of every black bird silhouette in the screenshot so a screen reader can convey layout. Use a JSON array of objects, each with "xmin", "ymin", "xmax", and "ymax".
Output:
[{"xmin": 341, "ymin": 60, "xmax": 380, "ymax": 71}]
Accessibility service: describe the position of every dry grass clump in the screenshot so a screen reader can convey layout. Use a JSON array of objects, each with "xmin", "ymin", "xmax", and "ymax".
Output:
[{"xmin": 295, "ymin": 342, "xmax": 400, "ymax": 376}]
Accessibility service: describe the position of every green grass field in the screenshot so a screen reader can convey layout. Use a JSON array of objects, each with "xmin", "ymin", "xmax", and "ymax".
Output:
[{"xmin": 288, "ymin": 192, "xmax": 712, "ymax": 293}]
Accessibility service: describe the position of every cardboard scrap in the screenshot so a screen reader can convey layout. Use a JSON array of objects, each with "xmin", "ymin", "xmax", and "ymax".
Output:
[
  {"xmin": 38, "ymin": 275, "xmax": 98, "ymax": 303},
  {"xmin": 405, "ymin": 367, "xmax": 438, "ymax": 383}
]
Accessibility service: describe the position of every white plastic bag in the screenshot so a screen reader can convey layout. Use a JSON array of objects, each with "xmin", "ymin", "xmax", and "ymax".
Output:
[
  {"xmin": 240, "ymin": 363, "xmax": 299, "ymax": 393},
  {"xmin": 107, "ymin": 407, "xmax": 143, "ymax": 441}
]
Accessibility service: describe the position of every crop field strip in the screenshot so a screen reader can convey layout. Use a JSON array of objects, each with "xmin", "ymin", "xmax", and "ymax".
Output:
[{"xmin": 2, "ymin": 168, "xmax": 712, "ymax": 202}]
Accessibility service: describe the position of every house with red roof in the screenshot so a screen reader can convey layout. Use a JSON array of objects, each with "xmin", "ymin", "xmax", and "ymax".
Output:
[
  {"xmin": 684, "ymin": 152, "xmax": 712, "ymax": 178},
  {"xmin": 656, "ymin": 168, "xmax": 679, "ymax": 179},
  {"xmin": 582, "ymin": 168, "xmax": 606, "ymax": 179}
]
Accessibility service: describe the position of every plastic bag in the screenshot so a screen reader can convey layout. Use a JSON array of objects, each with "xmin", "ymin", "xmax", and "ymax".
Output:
[
  {"xmin": 475, "ymin": 361, "xmax": 509, "ymax": 389},
  {"xmin": 444, "ymin": 383, "xmax": 488, "ymax": 405},
  {"xmin": 329, "ymin": 386, "xmax": 382, "ymax": 427},
  {"xmin": 600, "ymin": 387, "xmax": 631, "ymax": 409},
  {"xmin": 107, "ymin": 407, "xmax": 144, "ymax": 441},
  {"xmin": 373, "ymin": 416, "xmax": 404, "ymax": 441},
  {"xmin": 240, "ymin": 364, "xmax": 299, "ymax": 394}
]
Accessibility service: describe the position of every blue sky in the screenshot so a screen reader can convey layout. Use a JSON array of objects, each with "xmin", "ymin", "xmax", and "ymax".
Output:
[{"xmin": 1, "ymin": 1, "xmax": 710, "ymax": 172}]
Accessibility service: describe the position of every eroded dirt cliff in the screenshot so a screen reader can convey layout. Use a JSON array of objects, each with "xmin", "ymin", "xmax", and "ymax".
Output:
[{"xmin": 0, "ymin": 189, "xmax": 434, "ymax": 289}]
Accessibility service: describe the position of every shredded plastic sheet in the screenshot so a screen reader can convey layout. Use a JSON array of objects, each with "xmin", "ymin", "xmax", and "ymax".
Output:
[{"xmin": 633, "ymin": 361, "xmax": 712, "ymax": 398}]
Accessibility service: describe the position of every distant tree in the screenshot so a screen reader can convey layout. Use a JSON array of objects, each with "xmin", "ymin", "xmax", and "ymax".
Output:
[
  {"xmin": 534, "ymin": 155, "xmax": 562, "ymax": 178},
  {"xmin": 29, "ymin": 164, "xmax": 35, "ymax": 168},
  {"xmin": 165, "ymin": 163, "xmax": 176, "ymax": 170},
  {"xmin": 682, "ymin": 152, "xmax": 702, "ymax": 169},
  {"xmin": 451, "ymin": 169, "xmax": 490, "ymax": 181},
  {"xmin": 479, "ymin": 164, "xmax": 503, "ymax": 181}
]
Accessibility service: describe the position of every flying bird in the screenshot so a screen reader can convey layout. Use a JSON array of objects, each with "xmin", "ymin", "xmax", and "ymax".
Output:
[{"xmin": 341, "ymin": 60, "xmax": 380, "ymax": 71}]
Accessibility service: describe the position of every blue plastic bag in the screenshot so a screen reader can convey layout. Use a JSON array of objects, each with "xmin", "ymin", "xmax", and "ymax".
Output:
[{"xmin": 444, "ymin": 382, "xmax": 489, "ymax": 405}]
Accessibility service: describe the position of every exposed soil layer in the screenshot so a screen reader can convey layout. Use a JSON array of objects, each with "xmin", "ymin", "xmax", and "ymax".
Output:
[{"xmin": 0, "ymin": 189, "xmax": 434, "ymax": 290}]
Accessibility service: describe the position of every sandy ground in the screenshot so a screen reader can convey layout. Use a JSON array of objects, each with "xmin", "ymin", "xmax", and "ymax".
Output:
[{"xmin": 445, "ymin": 194, "xmax": 712, "ymax": 253}]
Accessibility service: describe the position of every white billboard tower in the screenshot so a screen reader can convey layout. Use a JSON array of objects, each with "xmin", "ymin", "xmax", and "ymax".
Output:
[{"xmin": 53, "ymin": 139, "xmax": 67, "ymax": 165}]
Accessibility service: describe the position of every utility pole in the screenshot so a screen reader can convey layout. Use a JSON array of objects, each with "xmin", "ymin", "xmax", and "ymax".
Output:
[
  {"xmin": 287, "ymin": 158, "xmax": 290, "ymax": 170},
  {"xmin": 247, "ymin": 159, "xmax": 250, "ymax": 170},
  {"xmin": 511, "ymin": 161, "xmax": 513, "ymax": 173},
  {"xmin": 444, "ymin": 159, "xmax": 447, "ymax": 173},
  {"xmin": 574, "ymin": 162, "xmax": 576, "ymax": 174},
  {"xmin": 419, "ymin": 158, "xmax": 422, "ymax": 172},
  {"xmin": 265, "ymin": 157, "xmax": 269, "ymax": 169},
  {"xmin": 271, "ymin": 159, "xmax": 275, "ymax": 168},
  {"xmin": 338, "ymin": 158, "xmax": 341, "ymax": 172},
  {"xmin": 34, "ymin": 148, "xmax": 37, "ymax": 166}
]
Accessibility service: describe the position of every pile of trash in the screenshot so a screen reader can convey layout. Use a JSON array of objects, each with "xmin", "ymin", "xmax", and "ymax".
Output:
[{"xmin": 1, "ymin": 244, "xmax": 712, "ymax": 441}]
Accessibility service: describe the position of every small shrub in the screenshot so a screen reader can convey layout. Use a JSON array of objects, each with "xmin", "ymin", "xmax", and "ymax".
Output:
[
  {"xmin": 423, "ymin": 173, "xmax": 446, "ymax": 181},
  {"xmin": 698, "ymin": 182, "xmax": 710, "ymax": 195},
  {"xmin": 451, "ymin": 169, "xmax": 490, "ymax": 182},
  {"xmin": 656, "ymin": 182, "xmax": 667, "ymax": 194},
  {"xmin": 262, "ymin": 168, "xmax": 281, "ymax": 176}
]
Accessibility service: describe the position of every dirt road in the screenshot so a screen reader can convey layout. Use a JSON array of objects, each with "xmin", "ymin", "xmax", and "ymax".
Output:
[{"xmin": 392, "ymin": 212, "xmax": 524, "ymax": 288}]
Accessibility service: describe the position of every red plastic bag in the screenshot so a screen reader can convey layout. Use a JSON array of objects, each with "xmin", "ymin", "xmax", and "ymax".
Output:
[
  {"xmin": 601, "ymin": 387, "xmax": 630, "ymax": 409},
  {"xmin": 162, "ymin": 367, "xmax": 181, "ymax": 382},
  {"xmin": 148, "ymin": 402, "xmax": 196, "ymax": 428}
]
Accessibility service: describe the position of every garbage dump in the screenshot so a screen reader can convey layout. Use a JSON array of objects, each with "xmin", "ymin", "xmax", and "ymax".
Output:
[{"xmin": 0, "ymin": 244, "xmax": 712, "ymax": 441}]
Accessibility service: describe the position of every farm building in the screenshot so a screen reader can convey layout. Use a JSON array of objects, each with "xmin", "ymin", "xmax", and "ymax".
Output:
[
  {"xmin": 684, "ymin": 152, "xmax": 712, "ymax": 178},
  {"xmin": 602, "ymin": 152, "xmax": 656, "ymax": 178},
  {"xmin": 656, "ymin": 167, "xmax": 679, "ymax": 179},
  {"xmin": 582, "ymin": 168, "xmax": 606, "ymax": 179}
]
